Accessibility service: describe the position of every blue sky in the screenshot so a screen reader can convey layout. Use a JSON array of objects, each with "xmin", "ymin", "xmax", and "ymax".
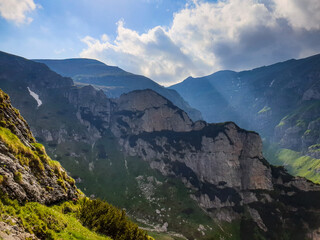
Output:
[
  {"xmin": 0, "ymin": 0, "xmax": 187, "ymax": 59},
  {"xmin": 1, "ymin": 0, "xmax": 320, "ymax": 85}
]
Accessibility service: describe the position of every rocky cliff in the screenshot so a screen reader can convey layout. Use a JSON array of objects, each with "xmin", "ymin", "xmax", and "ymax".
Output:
[
  {"xmin": 112, "ymin": 91, "xmax": 320, "ymax": 237},
  {"xmin": 0, "ymin": 89, "xmax": 79, "ymax": 204}
]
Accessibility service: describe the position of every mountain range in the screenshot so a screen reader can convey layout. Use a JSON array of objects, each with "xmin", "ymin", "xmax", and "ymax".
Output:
[
  {"xmin": 1, "ymin": 50, "xmax": 320, "ymax": 239},
  {"xmin": 170, "ymin": 54, "xmax": 320, "ymax": 183},
  {"xmin": 34, "ymin": 58, "xmax": 202, "ymax": 121}
]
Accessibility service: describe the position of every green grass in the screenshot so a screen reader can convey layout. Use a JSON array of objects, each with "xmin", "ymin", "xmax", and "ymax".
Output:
[
  {"xmin": 258, "ymin": 106, "xmax": 271, "ymax": 114},
  {"xmin": 263, "ymin": 142, "xmax": 320, "ymax": 184},
  {"xmin": 276, "ymin": 149, "xmax": 320, "ymax": 183},
  {"xmin": 309, "ymin": 144, "xmax": 320, "ymax": 152},
  {"xmin": 0, "ymin": 196, "xmax": 112, "ymax": 240},
  {"xmin": 0, "ymin": 194, "xmax": 154, "ymax": 240},
  {"xmin": 0, "ymin": 126, "xmax": 75, "ymax": 189}
]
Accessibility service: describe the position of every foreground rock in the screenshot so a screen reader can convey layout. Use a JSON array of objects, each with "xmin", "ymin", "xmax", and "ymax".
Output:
[{"xmin": 0, "ymin": 90, "xmax": 79, "ymax": 204}]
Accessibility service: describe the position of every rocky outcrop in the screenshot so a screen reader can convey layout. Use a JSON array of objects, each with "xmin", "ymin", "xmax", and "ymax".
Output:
[
  {"xmin": 111, "ymin": 90, "xmax": 193, "ymax": 137},
  {"xmin": 123, "ymin": 122, "xmax": 272, "ymax": 191},
  {"xmin": 0, "ymin": 90, "xmax": 79, "ymax": 204},
  {"xmin": 0, "ymin": 218, "xmax": 38, "ymax": 240},
  {"xmin": 0, "ymin": 91, "xmax": 35, "ymax": 148},
  {"xmin": 120, "ymin": 121, "xmax": 274, "ymax": 211}
]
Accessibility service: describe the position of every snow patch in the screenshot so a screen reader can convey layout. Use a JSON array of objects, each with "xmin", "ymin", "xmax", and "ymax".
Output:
[
  {"xmin": 269, "ymin": 79, "xmax": 275, "ymax": 87},
  {"xmin": 124, "ymin": 159, "xmax": 128, "ymax": 170},
  {"xmin": 27, "ymin": 87, "xmax": 42, "ymax": 107}
]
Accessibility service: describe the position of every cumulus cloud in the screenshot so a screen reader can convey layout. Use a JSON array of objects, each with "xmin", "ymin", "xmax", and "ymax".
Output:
[
  {"xmin": 0, "ymin": 0, "xmax": 37, "ymax": 25},
  {"xmin": 273, "ymin": 0, "xmax": 320, "ymax": 30},
  {"xmin": 80, "ymin": 0, "xmax": 320, "ymax": 85}
]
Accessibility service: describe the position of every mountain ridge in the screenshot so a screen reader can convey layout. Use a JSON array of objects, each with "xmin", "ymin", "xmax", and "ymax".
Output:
[
  {"xmin": 34, "ymin": 58, "xmax": 203, "ymax": 122},
  {"xmin": 170, "ymin": 53, "xmax": 320, "ymax": 160}
]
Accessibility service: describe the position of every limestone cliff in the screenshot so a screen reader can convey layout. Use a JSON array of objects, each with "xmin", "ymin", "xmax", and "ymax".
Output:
[
  {"xmin": 108, "ymin": 89, "xmax": 320, "ymax": 238},
  {"xmin": 111, "ymin": 90, "xmax": 193, "ymax": 137}
]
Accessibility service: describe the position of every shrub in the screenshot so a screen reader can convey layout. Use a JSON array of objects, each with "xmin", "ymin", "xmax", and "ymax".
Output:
[{"xmin": 79, "ymin": 198, "xmax": 151, "ymax": 240}]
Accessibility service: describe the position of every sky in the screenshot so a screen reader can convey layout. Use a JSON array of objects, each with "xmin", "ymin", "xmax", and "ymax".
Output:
[{"xmin": 0, "ymin": 0, "xmax": 320, "ymax": 86}]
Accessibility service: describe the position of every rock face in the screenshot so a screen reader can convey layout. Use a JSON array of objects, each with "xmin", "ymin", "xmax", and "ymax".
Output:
[
  {"xmin": 111, "ymin": 90, "xmax": 193, "ymax": 136},
  {"xmin": 0, "ymin": 218, "xmax": 38, "ymax": 240},
  {"xmin": 65, "ymin": 85, "xmax": 113, "ymax": 136},
  {"xmin": 123, "ymin": 122, "xmax": 272, "ymax": 191},
  {"xmin": 0, "ymin": 90, "xmax": 79, "ymax": 204},
  {"xmin": 122, "ymin": 122, "xmax": 274, "ymax": 211},
  {"xmin": 109, "ymin": 89, "xmax": 320, "ymax": 239}
]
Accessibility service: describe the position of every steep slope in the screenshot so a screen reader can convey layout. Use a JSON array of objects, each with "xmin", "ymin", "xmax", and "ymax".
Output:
[
  {"xmin": 2, "ymin": 51, "xmax": 320, "ymax": 239},
  {"xmin": 0, "ymin": 89, "xmax": 151, "ymax": 240},
  {"xmin": 0, "ymin": 90, "xmax": 79, "ymax": 204},
  {"xmin": 34, "ymin": 58, "xmax": 202, "ymax": 121},
  {"xmin": 170, "ymin": 54, "xmax": 320, "ymax": 181}
]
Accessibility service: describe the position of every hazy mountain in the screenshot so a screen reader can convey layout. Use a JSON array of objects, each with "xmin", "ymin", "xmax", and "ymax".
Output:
[
  {"xmin": 170, "ymin": 54, "xmax": 320, "ymax": 182},
  {"xmin": 2, "ymin": 50, "xmax": 320, "ymax": 239},
  {"xmin": 34, "ymin": 58, "xmax": 202, "ymax": 121}
]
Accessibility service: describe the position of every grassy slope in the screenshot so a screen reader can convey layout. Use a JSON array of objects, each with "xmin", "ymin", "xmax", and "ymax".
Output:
[
  {"xmin": 263, "ymin": 142, "xmax": 320, "ymax": 184},
  {"xmin": 276, "ymin": 149, "xmax": 320, "ymax": 183},
  {"xmin": 0, "ymin": 197, "xmax": 111, "ymax": 240}
]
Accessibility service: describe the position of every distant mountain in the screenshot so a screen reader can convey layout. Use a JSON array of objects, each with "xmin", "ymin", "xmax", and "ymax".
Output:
[
  {"xmin": 170, "ymin": 54, "xmax": 320, "ymax": 178},
  {"xmin": 34, "ymin": 58, "xmax": 202, "ymax": 121}
]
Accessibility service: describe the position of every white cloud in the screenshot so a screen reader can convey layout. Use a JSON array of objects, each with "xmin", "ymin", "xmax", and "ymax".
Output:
[
  {"xmin": 80, "ymin": 0, "xmax": 320, "ymax": 86},
  {"xmin": 273, "ymin": 0, "xmax": 320, "ymax": 30},
  {"xmin": 0, "ymin": 0, "xmax": 37, "ymax": 25}
]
